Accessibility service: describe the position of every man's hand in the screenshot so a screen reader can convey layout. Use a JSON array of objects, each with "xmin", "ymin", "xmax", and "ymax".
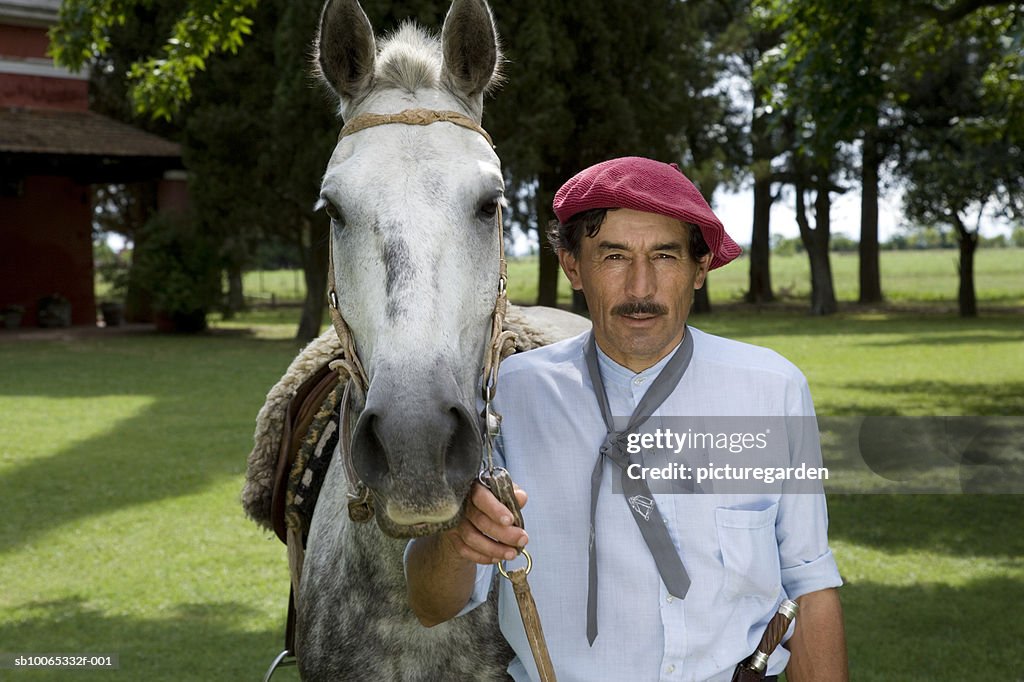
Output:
[
  {"xmin": 445, "ymin": 481, "xmax": 529, "ymax": 565},
  {"xmin": 406, "ymin": 481, "xmax": 529, "ymax": 627}
]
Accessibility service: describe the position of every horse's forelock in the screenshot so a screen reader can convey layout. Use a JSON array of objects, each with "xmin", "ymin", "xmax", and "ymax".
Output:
[{"xmin": 375, "ymin": 23, "xmax": 443, "ymax": 94}]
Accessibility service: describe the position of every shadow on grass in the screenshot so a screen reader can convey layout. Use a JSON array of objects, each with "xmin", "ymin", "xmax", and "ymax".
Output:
[
  {"xmin": 0, "ymin": 597, "xmax": 295, "ymax": 681},
  {"xmin": 697, "ymin": 311, "xmax": 1024, "ymax": 340},
  {"xmin": 841, "ymin": 576, "xmax": 1024, "ymax": 680},
  {"xmin": 853, "ymin": 331, "xmax": 1024, "ymax": 347},
  {"xmin": 833, "ymin": 380, "xmax": 1024, "ymax": 415},
  {"xmin": 0, "ymin": 335, "xmax": 300, "ymax": 554},
  {"xmin": 827, "ymin": 495, "xmax": 1024, "ymax": 559}
]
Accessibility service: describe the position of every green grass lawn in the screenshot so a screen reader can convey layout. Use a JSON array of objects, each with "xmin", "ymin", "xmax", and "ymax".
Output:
[
  {"xmin": 1, "ymin": 311, "xmax": 1022, "ymax": 679},
  {"xmin": 707, "ymin": 248, "xmax": 1024, "ymax": 307}
]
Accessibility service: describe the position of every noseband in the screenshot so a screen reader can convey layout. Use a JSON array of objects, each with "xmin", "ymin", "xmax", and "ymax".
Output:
[{"xmin": 326, "ymin": 108, "xmax": 513, "ymax": 525}]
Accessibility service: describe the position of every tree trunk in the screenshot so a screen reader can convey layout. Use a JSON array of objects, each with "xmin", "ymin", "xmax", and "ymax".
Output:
[
  {"xmin": 746, "ymin": 174, "xmax": 775, "ymax": 303},
  {"xmin": 224, "ymin": 262, "xmax": 245, "ymax": 320},
  {"xmin": 796, "ymin": 182, "xmax": 838, "ymax": 316},
  {"xmin": 811, "ymin": 186, "xmax": 838, "ymax": 315},
  {"xmin": 746, "ymin": 90, "xmax": 776, "ymax": 304},
  {"xmin": 954, "ymin": 215, "xmax": 978, "ymax": 318},
  {"xmin": 535, "ymin": 179, "xmax": 560, "ymax": 308},
  {"xmin": 858, "ymin": 128, "xmax": 883, "ymax": 303},
  {"xmin": 296, "ymin": 215, "xmax": 330, "ymax": 342}
]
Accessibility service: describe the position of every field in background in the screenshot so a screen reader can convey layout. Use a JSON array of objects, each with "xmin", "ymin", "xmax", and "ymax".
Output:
[
  {"xmin": 239, "ymin": 248, "xmax": 1024, "ymax": 310},
  {"xmin": 2, "ymin": 309, "xmax": 1022, "ymax": 679}
]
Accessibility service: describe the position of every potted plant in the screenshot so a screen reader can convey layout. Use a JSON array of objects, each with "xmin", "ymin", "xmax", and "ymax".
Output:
[
  {"xmin": 99, "ymin": 301, "xmax": 124, "ymax": 326},
  {"xmin": 2, "ymin": 304, "xmax": 24, "ymax": 329},
  {"xmin": 37, "ymin": 294, "xmax": 71, "ymax": 328}
]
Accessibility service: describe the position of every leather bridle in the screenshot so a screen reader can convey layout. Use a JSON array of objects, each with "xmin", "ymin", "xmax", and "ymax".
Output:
[
  {"xmin": 306, "ymin": 108, "xmax": 555, "ymax": 682},
  {"xmin": 324, "ymin": 107, "xmax": 514, "ymax": 526}
]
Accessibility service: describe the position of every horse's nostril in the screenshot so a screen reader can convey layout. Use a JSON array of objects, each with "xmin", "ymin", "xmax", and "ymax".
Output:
[
  {"xmin": 352, "ymin": 411, "xmax": 390, "ymax": 489},
  {"xmin": 444, "ymin": 402, "xmax": 482, "ymax": 486}
]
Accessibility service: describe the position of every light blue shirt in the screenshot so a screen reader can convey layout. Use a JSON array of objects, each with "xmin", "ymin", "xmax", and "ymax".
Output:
[{"xmin": 409, "ymin": 327, "xmax": 842, "ymax": 682}]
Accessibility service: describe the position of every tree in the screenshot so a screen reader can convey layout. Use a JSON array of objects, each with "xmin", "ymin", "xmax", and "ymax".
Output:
[
  {"xmin": 52, "ymin": 0, "xmax": 259, "ymax": 120},
  {"xmin": 53, "ymin": 0, "xmax": 746, "ymax": 321},
  {"xmin": 715, "ymin": 1, "xmax": 786, "ymax": 304},
  {"xmin": 54, "ymin": 0, "xmax": 352, "ymax": 340},
  {"xmin": 486, "ymin": 1, "xmax": 738, "ymax": 310},
  {"xmin": 750, "ymin": 0, "xmax": 1022, "ymax": 315},
  {"xmin": 897, "ymin": 4, "xmax": 1024, "ymax": 316},
  {"xmin": 754, "ymin": 1, "xmax": 852, "ymax": 315}
]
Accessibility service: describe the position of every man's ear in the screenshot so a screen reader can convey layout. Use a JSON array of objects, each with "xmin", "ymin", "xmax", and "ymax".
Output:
[
  {"xmin": 693, "ymin": 252, "xmax": 712, "ymax": 290},
  {"xmin": 557, "ymin": 249, "xmax": 584, "ymax": 291}
]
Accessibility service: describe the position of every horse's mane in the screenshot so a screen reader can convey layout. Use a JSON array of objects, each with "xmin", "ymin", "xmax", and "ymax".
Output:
[{"xmin": 375, "ymin": 22, "xmax": 444, "ymax": 94}]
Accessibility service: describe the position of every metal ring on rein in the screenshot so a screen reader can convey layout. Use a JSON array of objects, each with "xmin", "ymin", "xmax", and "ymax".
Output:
[{"xmin": 498, "ymin": 548, "xmax": 533, "ymax": 579}]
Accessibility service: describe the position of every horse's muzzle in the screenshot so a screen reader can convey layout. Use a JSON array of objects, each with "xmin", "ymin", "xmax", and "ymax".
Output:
[{"xmin": 350, "ymin": 363, "xmax": 481, "ymax": 535}]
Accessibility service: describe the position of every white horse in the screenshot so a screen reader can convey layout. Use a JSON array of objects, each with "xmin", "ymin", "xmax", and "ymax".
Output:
[{"xmin": 245, "ymin": 0, "xmax": 588, "ymax": 678}]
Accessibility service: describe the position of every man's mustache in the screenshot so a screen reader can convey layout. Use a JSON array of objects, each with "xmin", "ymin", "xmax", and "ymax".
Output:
[{"xmin": 611, "ymin": 300, "xmax": 668, "ymax": 317}]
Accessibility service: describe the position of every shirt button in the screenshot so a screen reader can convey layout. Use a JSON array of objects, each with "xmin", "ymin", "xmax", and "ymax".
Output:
[
  {"xmin": 666, "ymin": 664, "xmax": 676, "ymax": 673},
  {"xmin": 666, "ymin": 595, "xmax": 674, "ymax": 603},
  {"xmin": 633, "ymin": 377, "xmax": 646, "ymax": 385}
]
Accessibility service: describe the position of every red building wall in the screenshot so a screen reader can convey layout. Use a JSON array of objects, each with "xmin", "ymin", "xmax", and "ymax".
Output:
[
  {"xmin": 0, "ymin": 175, "xmax": 95, "ymax": 326},
  {"xmin": 2, "ymin": 19, "xmax": 96, "ymax": 326},
  {"xmin": 0, "ymin": 72, "xmax": 88, "ymax": 109},
  {"xmin": 0, "ymin": 23, "xmax": 51, "ymax": 58}
]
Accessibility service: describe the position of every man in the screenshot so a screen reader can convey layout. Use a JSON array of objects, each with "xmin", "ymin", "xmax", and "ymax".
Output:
[{"xmin": 406, "ymin": 157, "xmax": 848, "ymax": 681}]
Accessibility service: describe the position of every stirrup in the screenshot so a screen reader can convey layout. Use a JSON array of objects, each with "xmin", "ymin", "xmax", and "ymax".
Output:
[{"xmin": 262, "ymin": 649, "xmax": 296, "ymax": 682}]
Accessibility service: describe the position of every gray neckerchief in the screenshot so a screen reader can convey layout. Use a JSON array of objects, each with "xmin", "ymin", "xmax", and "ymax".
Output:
[{"xmin": 584, "ymin": 330, "xmax": 693, "ymax": 645}]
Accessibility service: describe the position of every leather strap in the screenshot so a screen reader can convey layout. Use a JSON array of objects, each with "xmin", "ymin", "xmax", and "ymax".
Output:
[
  {"xmin": 485, "ymin": 468, "xmax": 557, "ymax": 682},
  {"xmin": 339, "ymin": 108, "xmax": 494, "ymax": 148},
  {"xmin": 508, "ymin": 569, "xmax": 557, "ymax": 682}
]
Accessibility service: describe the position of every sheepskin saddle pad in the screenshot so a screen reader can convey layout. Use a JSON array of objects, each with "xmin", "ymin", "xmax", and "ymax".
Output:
[{"xmin": 242, "ymin": 304, "xmax": 592, "ymax": 542}]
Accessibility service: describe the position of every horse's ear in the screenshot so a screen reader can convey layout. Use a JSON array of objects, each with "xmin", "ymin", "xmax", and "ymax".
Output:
[
  {"xmin": 440, "ymin": 0, "xmax": 501, "ymax": 101},
  {"xmin": 316, "ymin": 0, "xmax": 376, "ymax": 104}
]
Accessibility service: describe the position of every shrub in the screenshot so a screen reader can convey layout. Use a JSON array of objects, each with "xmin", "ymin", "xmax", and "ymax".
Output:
[{"xmin": 130, "ymin": 213, "xmax": 221, "ymax": 333}]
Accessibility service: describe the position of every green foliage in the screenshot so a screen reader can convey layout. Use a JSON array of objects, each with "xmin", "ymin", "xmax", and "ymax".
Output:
[
  {"xmin": 485, "ymin": 1, "xmax": 739, "ymax": 235},
  {"xmin": 129, "ymin": 213, "xmax": 222, "ymax": 328},
  {"xmin": 52, "ymin": 0, "xmax": 258, "ymax": 119},
  {"xmin": 1013, "ymin": 226, "xmax": 1024, "ymax": 248},
  {"xmin": 93, "ymin": 237, "xmax": 131, "ymax": 302},
  {"xmin": 770, "ymin": 234, "xmax": 804, "ymax": 256},
  {"xmin": 897, "ymin": 7, "xmax": 1024, "ymax": 234}
]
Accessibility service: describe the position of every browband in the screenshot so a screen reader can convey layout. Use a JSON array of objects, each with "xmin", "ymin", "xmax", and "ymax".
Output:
[{"xmin": 338, "ymin": 108, "xmax": 494, "ymax": 148}]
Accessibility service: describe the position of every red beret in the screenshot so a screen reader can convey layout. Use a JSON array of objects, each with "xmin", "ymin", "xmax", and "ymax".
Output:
[{"xmin": 553, "ymin": 156, "xmax": 741, "ymax": 269}]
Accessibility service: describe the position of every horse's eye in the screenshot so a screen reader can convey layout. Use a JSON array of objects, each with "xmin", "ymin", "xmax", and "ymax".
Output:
[
  {"xmin": 478, "ymin": 199, "xmax": 499, "ymax": 219},
  {"xmin": 320, "ymin": 199, "xmax": 345, "ymax": 227},
  {"xmin": 325, "ymin": 202, "xmax": 341, "ymax": 222}
]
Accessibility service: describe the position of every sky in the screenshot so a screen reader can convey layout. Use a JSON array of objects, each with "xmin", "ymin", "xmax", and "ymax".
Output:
[{"xmin": 710, "ymin": 185, "xmax": 904, "ymax": 246}]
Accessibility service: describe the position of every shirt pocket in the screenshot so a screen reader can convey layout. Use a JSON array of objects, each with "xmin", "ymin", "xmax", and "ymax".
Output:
[{"xmin": 715, "ymin": 503, "xmax": 782, "ymax": 602}]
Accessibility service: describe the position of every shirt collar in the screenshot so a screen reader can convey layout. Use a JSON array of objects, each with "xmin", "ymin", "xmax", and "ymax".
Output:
[{"xmin": 593, "ymin": 329, "xmax": 686, "ymax": 389}]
